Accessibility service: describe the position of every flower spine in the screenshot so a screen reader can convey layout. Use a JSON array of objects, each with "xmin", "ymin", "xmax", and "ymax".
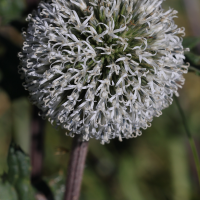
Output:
[{"xmin": 19, "ymin": 0, "xmax": 189, "ymax": 144}]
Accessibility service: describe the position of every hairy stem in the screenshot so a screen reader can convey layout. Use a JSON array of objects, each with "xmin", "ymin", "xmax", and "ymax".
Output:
[
  {"xmin": 64, "ymin": 135, "xmax": 89, "ymax": 200},
  {"xmin": 174, "ymin": 96, "xmax": 200, "ymax": 185}
]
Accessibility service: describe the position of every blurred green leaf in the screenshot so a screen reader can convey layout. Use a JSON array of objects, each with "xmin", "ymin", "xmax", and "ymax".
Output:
[
  {"xmin": 3, "ymin": 142, "xmax": 35, "ymax": 200},
  {"xmin": 7, "ymin": 143, "xmax": 20, "ymax": 185},
  {"xmin": 14, "ymin": 149, "xmax": 35, "ymax": 200},
  {"xmin": 183, "ymin": 37, "xmax": 200, "ymax": 49},
  {"xmin": 118, "ymin": 155, "xmax": 145, "ymax": 200},
  {"xmin": 0, "ymin": 179, "xmax": 18, "ymax": 200},
  {"xmin": 15, "ymin": 179, "xmax": 35, "ymax": 200},
  {"xmin": 186, "ymin": 52, "xmax": 200, "ymax": 66},
  {"xmin": 0, "ymin": 0, "xmax": 25, "ymax": 24}
]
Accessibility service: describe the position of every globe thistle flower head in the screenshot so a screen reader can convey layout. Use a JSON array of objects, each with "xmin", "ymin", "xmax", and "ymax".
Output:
[{"xmin": 19, "ymin": 0, "xmax": 189, "ymax": 144}]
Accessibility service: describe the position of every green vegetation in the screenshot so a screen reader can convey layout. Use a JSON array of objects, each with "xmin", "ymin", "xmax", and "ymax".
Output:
[{"xmin": 0, "ymin": 143, "xmax": 35, "ymax": 200}]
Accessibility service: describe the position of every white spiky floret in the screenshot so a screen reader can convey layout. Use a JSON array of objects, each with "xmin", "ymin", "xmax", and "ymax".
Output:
[{"xmin": 19, "ymin": 0, "xmax": 189, "ymax": 144}]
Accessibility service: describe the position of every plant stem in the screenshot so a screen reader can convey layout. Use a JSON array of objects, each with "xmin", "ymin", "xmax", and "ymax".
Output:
[
  {"xmin": 64, "ymin": 135, "xmax": 89, "ymax": 200},
  {"xmin": 174, "ymin": 96, "xmax": 200, "ymax": 185}
]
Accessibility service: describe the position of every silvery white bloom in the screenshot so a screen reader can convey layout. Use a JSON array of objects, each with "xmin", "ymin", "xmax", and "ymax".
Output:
[{"xmin": 19, "ymin": 0, "xmax": 189, "ymax": 144}]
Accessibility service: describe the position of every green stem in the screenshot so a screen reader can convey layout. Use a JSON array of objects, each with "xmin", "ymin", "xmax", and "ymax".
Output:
[{"xmin": 174, "ymin": 96, "xmax": 200, "ymax": 185}]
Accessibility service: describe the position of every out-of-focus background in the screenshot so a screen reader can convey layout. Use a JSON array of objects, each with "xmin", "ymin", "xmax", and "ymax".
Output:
[{"xmin": 0, "ymin": 0, "xmax": 200, "ymax": 200}]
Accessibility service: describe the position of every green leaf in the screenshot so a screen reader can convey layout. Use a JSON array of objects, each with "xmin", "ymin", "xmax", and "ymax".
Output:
[
  {"xmin": 0, "ymin": 179, "xmax": 18, "ymax": 200},
  {"xmin": 15, "ymin": 179, "xmax": 35, "ymax": 200},
  {"xmin": 6, "ymin": 142, "xmax": 36, "ymax": 200},
  {"xmin": 16, "ymin": 150, "xmax": 31, "ymax": 178},
  {"xmin": 0, "ymin": 0, "xmax": 25, "ymax": 25},
  {"xmin": 183, "ymin": 37, "xmax": 200, "ymax": 49},
  {"xmin": 185, "ymin": 52, "xmax": 200, "ymax": 66},
  {"xmin": 7, "ymin": 143, "xmax": 20, "ymax": 185}
]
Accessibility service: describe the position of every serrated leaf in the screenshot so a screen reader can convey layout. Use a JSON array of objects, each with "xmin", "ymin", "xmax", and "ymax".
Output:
[{"xmin": 183, "ymin": 37, "xmax": 200, "ymax": 49}]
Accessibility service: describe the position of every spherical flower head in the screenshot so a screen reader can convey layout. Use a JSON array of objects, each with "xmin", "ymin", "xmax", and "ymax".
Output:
[{"xmin": 19, "ymin": 0, "xmax": 189, "ymax": 144}]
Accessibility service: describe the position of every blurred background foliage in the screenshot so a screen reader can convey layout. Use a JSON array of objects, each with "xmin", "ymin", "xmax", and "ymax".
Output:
[
  {"xmin": 0, "ymin": 0, "xmax": 25, "ymax": 25},
  {"xmin": 0, "ymin": 0, "xmax": 200, "ymax": 200}
]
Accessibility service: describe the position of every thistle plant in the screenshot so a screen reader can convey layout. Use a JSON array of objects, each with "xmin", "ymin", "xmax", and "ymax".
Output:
[{"xmin": 19, "ymin": 0, "xmax": 189, "ymax": 144}]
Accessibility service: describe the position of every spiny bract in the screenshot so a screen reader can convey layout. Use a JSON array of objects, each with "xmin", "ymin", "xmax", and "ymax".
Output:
[{"xmin": 19, "ymin": 0, "xmax": 189, "ymax": 144}]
